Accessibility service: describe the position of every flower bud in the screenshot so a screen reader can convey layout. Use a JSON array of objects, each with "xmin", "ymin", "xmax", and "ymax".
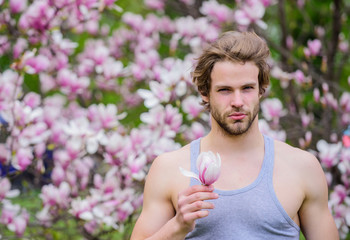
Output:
[{"xmin": 196, "ymin": 151, "xmax": 221, "ymax": 185}]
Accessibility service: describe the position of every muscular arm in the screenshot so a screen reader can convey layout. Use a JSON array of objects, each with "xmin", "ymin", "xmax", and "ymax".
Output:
[
  {"xmin": 130, "ymin": 153, "xmax": 218, "ymax": 240},
  {"xmin": 299, "ymin": 154, "xmax": 339, "ymax": 240}
]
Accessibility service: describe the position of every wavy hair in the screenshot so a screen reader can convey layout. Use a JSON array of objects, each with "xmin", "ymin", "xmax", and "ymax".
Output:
[{"xmin": 192, "ymin": 31, "xmax": 270, "ymax": 110}]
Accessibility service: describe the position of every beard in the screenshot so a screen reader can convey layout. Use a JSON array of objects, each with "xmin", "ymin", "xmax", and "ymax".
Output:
[{"xmin": 210, "ymin": 103, "xmax": 259, "ymax": 136}]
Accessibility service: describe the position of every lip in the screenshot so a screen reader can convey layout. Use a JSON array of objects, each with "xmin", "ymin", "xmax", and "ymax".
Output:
[{"xmin": 228, "ymin": 113, "xmax": 246, "ymax": 120}]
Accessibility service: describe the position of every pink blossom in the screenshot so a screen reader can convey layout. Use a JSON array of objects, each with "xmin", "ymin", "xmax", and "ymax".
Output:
[
  {"xmin": 182, "ymin": 96, "xmax": 203, "ymax": 120},
  {"xmin": 36, "ymin": 206, "xmax": 52, "ymax": 227},
  {"xmin": 0, "ymin": 200, "xmax": 29, "ymax": 237},
  {"xmin": 12, "ymin": 147, "xmax": 33, "ymax": 171},
  {"xmin": 313, "ymin": 88, "xmax": 320, "ymax": 102},
  {"xmin": 122, "ymin": 12, "xmax": 143, "ymax": 30},
  {"xmin": 180, "ymin": 151, "xmax": 221, "ymax": 185},
  {"xmin": 99, "ymin": 59, "xmax": 123, "ymax": 80},
  {"xmin": 316, "ymin": 140, "xmax": 342, "ymax": 168},
  {"xmin": 127, "ymin": 154, "xmax": 147, "ymax": 181},
  {"xmin": 175, "ymin": 16, "xmax": 219, "ymax": 43},
  {"xmin": 39, "ymin": 73, "xmax": 57, "ymax": 93},
  {"xmin": 73, "ymin": 157, "xmax": 94, "ymax": 190},
  {"xmin": 51, "ymin": 30, "xmax": 78, "ymax": 55},
  {"xmin": 300, "ymin": 112, "xmax": 314, "ymax": 128},
  {"xmin": 297, "ymin": 0, "xmax": 305, "ymax": 8},
  {"xmin": 305, "ymin": 39, "xmax": 322, "ymax": 57},
  {"xmin": 87, "ymin": 104, "xmax": 125, "ymax": 130},
  {"xmin": 10, "ymin": 215, "xmax": 28, "ymax": 237},
  {"xmin": 164, "ymin": 104, "xmax": 183, "ymax": 133},
  {"xmin": 270, "ymin": 65, "xmax": 293, "ymax": 88},
  {"xmin": 0, "ymin": 143, "xmax": 10, "ymax": 164},
  {"xmin": 141, "ymin": 105, "xmax": 180, "ymax": 138},
  {"xmin": 180, "ymin": 0, "xmax": 194, "ymax": 5},
  {"xmin": 12, "ymin": 101, "xmax": 43, "ymax": 127},
  {"xmin": 104, "ymin": 132, "xmax": 125, "ymax": 156},
  {"xmin": 144, "ymin": 0, "xmax": 165, "ymax": 10},
  {"xmin": 258, "ymin": 119, "xmax": 286, "ymax": 141},
  {"xmin": 299, "ymin": 131, "xmax": 312, "ymax": 149},
  {"xmin": 51, "ymin": 166, "xmax": 65, "ymax": 186},
  {"xmin": 331, "ymin": 204, "xmax": 350, "ymax": 239},
  {"xmin": 18, "ymin": 0, "xmax": 55, "ymax": 31},
  {"xmin": 286, "ymin": 35, "xmax": 294, "ymax": 49},
  {"xmin": 0, "ymin": 178, "xmax": 20, "ymax": 201},
  {"xmin": 234, "ymin": 0, "xmax": 267, "ymax": 29},
  {"xmin": 294, "ymin": 70, "xmax": 311, "ymax": 85},
  {"xmin": 315, "ymin": 26, "xmax": 325, "ymax": 38},
  {"xmin": 13, "ymin": 38, "xmax": 28, "ymax": 59},
  {"xmin": 261, "ymin": 98, "xmax": 287, "ymax": 124},
  {"xmin": 200, "ymin": 0, "xmax": 233, "ymax": 24},
  {"xmin": 40, "ymin": 182, "xmax": 71, "ymax": 208},
  {"xmin": 323, "ymin": 92, "xmax": 338, "ymax": 110},
  {"xmin": 23, "ymin": 92, "xmax": 41, "ymax": 108},
  {"xmin": 24, "ymin": 54, "xmax": 50, "ymax": 74},
  {"xmin": 339, "ymin": 41, "xmax": 349, "ymax": 53},
  {"xmin": 340, "ymin": 92, "xmax": 350, "ymax": 112},
  {"xmin": 56, "ymin": 69, "xmax": 90, "ymax": 96},
  {"xmin": 329, "ymin": 185, "xmax": 349, "ymax": 206},
  {"xmin": 9, "ymin": 0, "xmax": 27, "ymax": 13},
  {"xmin": 184, "ymin": 122, "xmax": 206, "ymax": 141},
  {"xmin": 0, "ymin": 36, "xmax": 11, "ymax": 55},
  {"xmin": 18, "ymin": 122, "xmax": 50, "ymax": 147},
  {"xmin": 89, "ymin": 43, "xmax": 109, "ymax": 65},
  {"xmin": 158, "ymin": 16, "xmax": 175, "ymax": 33},
  {"xmin": 338, "ymin": 149, "xmax": 350, "ymax": 179},
  {"xmin": 84, "ymin": 220, "xmax": 98, "ymax": 234},
  {"xmin": 138, "ymin": 81, "xmax": 171, "ymax": 108},
  {"xmin": 128, "ymin": 128, "xmax": 152, "ymax": 154},
  {"xmin": 69, "ymin": 197, "xmax": 93, "ymax": 220}
]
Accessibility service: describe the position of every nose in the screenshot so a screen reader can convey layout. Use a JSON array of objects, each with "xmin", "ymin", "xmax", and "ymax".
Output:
[{"xmin": 230, "ymin": 91, "xmax": 244, "ymax": 108}]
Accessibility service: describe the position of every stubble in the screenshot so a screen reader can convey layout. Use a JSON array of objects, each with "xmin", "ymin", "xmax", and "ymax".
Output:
[{"xmin": 210, "ymin": 103, "xmax": 260, "ymax": 136}]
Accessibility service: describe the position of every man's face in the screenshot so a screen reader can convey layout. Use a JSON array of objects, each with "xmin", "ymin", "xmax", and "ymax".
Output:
[{"xmin": 203, "ymin": 61, "xmax": 260, "ymax": 136}]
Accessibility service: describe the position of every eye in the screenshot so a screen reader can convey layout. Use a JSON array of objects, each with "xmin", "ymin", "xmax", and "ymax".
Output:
[
  {"xmin": 218, "ymin": 88, "xmax": 230, "ymax": 92},
  {"xmin": 243, "ymin": 86, "xmax": 254, "ymax": 90}
]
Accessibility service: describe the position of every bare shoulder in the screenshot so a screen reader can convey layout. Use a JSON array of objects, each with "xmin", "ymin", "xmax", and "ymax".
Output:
[
  {"xmin": 149, "ymin": 143, "xmax": 191, "ymax": 179},
  {"xmin": 145, "ymin": 143, "xmax": 191, "ymax": 197},
  {"xmin": 274, "ymin": 140, "xmax": 327, "ymax": 196},
  {"xmin": 274, "ymin": 140, "xmax": 322, "ymax": 171}
]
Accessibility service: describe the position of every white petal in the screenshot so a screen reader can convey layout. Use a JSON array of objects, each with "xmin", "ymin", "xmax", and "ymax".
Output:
[
  {"xmin": 86, "ymin": 138, "xmax": 98, "ymax": 154},
  {"xmin": 5, "ymin": 189, "xmax": 20, "ymax": 198},
  {"xmin": 137, "ymin": 89, "xmax": 153, "ymax": 99},
  {"xmin": 80, "ymin": 211, "xmax": 94, "ymax": 221},
  {"xmin": 179, "ymin": 167, "xmax": 199, "ymax": 181}
]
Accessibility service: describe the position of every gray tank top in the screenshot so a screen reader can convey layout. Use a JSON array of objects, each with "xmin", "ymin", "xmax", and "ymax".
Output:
[{"xmin": 185, "ymin": 135, "xmax": 300, "ymax": 240}]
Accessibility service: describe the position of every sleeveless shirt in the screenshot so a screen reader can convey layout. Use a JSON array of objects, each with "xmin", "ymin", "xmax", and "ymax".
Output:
[{"xmin": 185, "ymin": 135, "xmax": 300, "ymax": 240}]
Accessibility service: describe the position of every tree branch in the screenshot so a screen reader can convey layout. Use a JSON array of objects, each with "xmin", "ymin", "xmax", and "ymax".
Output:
[{"xmin": 326, "ymin": 0, "xmax": 342, "ymax": 85}]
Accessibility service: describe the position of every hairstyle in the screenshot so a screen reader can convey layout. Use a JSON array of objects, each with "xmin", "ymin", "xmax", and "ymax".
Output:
[{"xmin": 192, "ymin": 31, "xmax": 270, "ymax": 109}]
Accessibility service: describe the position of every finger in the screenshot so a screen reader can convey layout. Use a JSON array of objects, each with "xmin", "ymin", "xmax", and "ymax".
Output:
[
  {"xmin": 188, "ymin": 191, "xmax": 218, "ymax": 203},
  {"xmin": 178, "ymin": 191, "xmax": 218, "ymax": 208},
  {"xmin": 181, "ymin": 184, "xmax": 215, "ymax": 197},
  {"xmin": 183, "ymin": 200, "xmax": 215, "ymax": 213},
  {"xmin": 181, "ymin": 209, "xmax": 210, "ymax": 223}
]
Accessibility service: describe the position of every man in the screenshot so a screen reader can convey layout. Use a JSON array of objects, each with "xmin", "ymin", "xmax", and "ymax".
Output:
[{"xmin": 131, "ymin": 31, "xmax": 339, "ymax": 239}]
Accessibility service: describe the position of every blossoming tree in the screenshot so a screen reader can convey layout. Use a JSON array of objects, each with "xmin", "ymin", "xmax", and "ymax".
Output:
[{"xmin": 0, "ymin": 0, "xmax": 349, "ymax": 239}]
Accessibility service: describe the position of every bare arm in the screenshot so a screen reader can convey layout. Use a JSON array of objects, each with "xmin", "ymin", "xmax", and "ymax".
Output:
[
  {"xmin": 130, "ymin": 154, "xmax": 218, "ymax": 240},
  {"xmin": 299, "ymin": 154, "xmax": 339, "ymax": 240}
]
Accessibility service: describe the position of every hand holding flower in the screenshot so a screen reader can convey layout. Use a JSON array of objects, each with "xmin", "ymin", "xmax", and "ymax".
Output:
[{"xmin": 180, "ymin": 151, "xmax": 221, "ymax": 186}]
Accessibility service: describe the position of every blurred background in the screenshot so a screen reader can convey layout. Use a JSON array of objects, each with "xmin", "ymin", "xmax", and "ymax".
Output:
[{"xmin": 0, "ymin": 0, "xmax": 349, "ymax": 239}]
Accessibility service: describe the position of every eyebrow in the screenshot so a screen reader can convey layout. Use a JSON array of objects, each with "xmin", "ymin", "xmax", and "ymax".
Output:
[{"xmin": 214, "ymin": 81, "xmax": 258, "ymax": 90}]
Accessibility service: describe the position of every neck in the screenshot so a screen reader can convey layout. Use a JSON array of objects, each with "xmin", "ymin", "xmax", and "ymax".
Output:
[{"xmin": 202, "ymin": 116, "xmax": 264, "ymax": 155}]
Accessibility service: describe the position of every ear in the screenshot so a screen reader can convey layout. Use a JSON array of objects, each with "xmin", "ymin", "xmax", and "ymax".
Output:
[{"xmin": 201, "ymin": 94, "xmax": 209, "ymax": 104}]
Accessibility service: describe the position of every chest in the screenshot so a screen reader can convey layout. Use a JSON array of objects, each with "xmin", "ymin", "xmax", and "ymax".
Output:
[{"xmin": 173, "ymin": 152, "xmax": 304, "ymax": 227}]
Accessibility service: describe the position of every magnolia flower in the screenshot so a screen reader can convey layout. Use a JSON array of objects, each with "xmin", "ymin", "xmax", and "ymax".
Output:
[{"xmin": 180, "ymin": 151, "xmax": 221, "ymax": 186}]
